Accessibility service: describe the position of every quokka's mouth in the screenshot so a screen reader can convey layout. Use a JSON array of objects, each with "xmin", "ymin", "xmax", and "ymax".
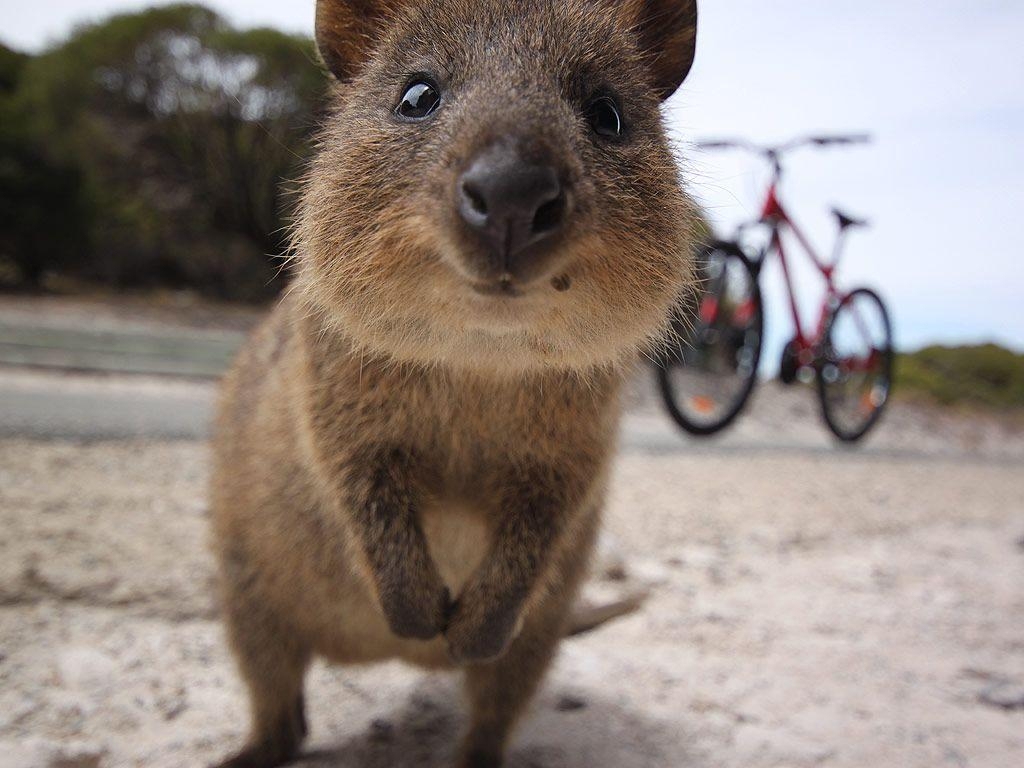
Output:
[
  {"xmin": 468, "ymin": 275, "xmax": 523, "ymax": 298},
  {"xmin": 466, "ymin": 270, "xmax": 574, "ymax": 299}
]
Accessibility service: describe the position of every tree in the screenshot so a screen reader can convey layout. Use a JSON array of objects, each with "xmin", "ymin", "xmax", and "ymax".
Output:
[
  {"xmin": 9, "ymin": 4, "xmax": 324, "ymax": 299},
  {"xmin": 0, "ymin": 42, "xmax": 91, "ymax": 287}
]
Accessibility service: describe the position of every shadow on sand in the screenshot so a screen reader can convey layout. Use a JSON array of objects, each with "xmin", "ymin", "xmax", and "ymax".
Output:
[{"xmin": 291, "ymin": 679, "xmax": 705, "ymax": 768}]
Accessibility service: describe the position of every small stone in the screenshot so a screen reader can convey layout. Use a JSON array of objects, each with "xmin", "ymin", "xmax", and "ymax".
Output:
[
  {"xmin": 958, "ymin": 667, "xmax": 1000, "ymax": 682},
  {"xmin": 943, "ymin": 746, "xmax": 968, "ymax": 767},
  {"xmin": 555, "ymin": 695, "xmax": 587, "ymax": 712},
  {"xmin": 369, "ymin": 718, "xmax": 394, "ymax": 743},
  {"xmin": 161, "ymin": 698, "xmax": 187, "ymax": 721},
  {"xmin": 979, "ymin": 681, "xmax": 1024, "ymax": 710},
  {"xmin": 49, "ymin": 754, "xmax": 103, "ymax": 768},
  {"xmin": 603, "ymin": 563, "xmax": 627, "ymax": 581}
]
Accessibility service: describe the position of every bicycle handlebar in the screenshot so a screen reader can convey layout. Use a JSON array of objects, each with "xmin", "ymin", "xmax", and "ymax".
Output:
[{"xmin": 695, "ymin": 134, "xmax": 872, "ymax": 157}]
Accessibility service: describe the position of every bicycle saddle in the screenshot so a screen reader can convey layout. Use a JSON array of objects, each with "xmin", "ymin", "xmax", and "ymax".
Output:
[{"xmin": 832, "ymin": 207, "xmax": 868, "ymax": 229}]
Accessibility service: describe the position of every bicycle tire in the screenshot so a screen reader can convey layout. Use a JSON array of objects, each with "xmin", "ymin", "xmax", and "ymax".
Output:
[
  {"xmin": 816, "ymin": 287, "xmax": 894, "ymax": 442},
  {"xmin": 656, "ymin": 241, "xmax": 764, "ymax": 436}
]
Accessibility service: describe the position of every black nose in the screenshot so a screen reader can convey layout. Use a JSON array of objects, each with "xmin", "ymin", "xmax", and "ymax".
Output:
[{"xmin": 457, "ymin": 144, "xmax": 568, "ymax": 276}]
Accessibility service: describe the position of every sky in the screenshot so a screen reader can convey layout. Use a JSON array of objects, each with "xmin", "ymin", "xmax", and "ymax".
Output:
[{"xmin": 4, "ymin": 0, "xmax": 1023, "ymax": 359}]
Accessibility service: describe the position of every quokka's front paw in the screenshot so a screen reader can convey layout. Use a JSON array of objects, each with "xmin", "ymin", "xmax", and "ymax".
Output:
[
  {"xmin": 445, "ymin": 593, "xmax": 522, "ymax": 664},
  {"xmin": 379, "ymin": 576, "xmax": 451, "ymax": 640}
]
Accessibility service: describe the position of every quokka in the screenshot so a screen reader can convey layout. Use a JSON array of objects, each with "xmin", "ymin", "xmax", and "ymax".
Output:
[{"xmin": 210, "ymin": 1, "xmax": 699, "ymax": 765}]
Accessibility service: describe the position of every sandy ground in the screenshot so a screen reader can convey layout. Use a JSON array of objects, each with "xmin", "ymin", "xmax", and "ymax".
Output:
[{"xmin": 2, "ymin": 380, "xmax": 1023, "ymax": 768}]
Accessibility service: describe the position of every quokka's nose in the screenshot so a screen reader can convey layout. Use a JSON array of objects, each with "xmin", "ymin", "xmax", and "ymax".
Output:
[{"xmin": 457, "ymin": 143, "xmax": 569, "ymax": 276}]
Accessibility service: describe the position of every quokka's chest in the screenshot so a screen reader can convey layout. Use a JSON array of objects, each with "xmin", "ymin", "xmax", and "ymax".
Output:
[{"xmin": 418, "ymin": 496, "xmax": 492, "ymax": 593}]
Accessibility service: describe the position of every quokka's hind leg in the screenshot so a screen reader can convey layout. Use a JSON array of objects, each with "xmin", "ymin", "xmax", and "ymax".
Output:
[
  {"xmin": 212, "ymin": 584, "xmax": 311, "ymax": 768},
  {"xmin": 456, "ymin": 608, "xmax": 566, "ymax": 768}
]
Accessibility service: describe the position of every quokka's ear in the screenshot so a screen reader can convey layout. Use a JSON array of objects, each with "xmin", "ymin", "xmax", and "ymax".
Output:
[
  {"xmin": 315, "ymin": 0, "xmax": 403, "ymax": 81},
  {"xmin": 622, "ymin": 0, "xmax": 698, "ymax": 101}
]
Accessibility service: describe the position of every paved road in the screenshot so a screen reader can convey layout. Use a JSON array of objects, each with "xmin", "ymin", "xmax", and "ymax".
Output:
[
  {"xmin": 0, "ymin": 368, "xmax": 765, "ymax": 452},
  {"xmin": 0, "ymin": 368, "xmax": 847, "ymax": 452},
  {"xmin": 3, "ymin": 367, "xmax": 1020, "ymax": 466},
  {"xmin": 2, "ymin": 306, "xmax": 1019, "ymax": 462},
  {"xmin": 0, "ymin": 369, "xmax": 214, "ymax": 440},
  {"xmin": 0, "ymin": 311, "xmax": 231, "ymax": 438}
]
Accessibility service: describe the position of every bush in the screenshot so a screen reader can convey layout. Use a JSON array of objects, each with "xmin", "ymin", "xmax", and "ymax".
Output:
[
  {"xmin": 898, "ymin": 344, "xmax": 1024, "ymax": 410},
  {"xmin": 0, "ymin": 43, "xmax": 93, "ymax": 287},
  {"xmin": 3, "ymin": 4, "xmax": 324, "ymax": 301}
]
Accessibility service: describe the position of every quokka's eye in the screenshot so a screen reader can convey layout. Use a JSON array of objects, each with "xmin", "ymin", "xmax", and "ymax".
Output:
[
  {"xmin": 586, "ymin": 96, "xmax": 623, "ymax": 139},
  {"xmin": 397, "ymin": 80, "xmax": 441, "ymax": 119}
]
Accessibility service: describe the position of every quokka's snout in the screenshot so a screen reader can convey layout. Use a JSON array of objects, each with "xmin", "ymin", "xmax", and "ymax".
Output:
[{"xmin": 454, "ymin": 138, "xmax": 571, "ymax": 289}]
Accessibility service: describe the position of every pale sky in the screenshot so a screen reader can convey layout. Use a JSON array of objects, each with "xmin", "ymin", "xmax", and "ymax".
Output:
[{"xmin": 4, "ymin": 0, "xmax": 1023, "ymax": 358}]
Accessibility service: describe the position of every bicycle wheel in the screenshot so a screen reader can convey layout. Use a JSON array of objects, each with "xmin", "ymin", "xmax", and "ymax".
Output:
[
  {"xmin": 817, "ymin": 287, "xmax": 894, "ymax": 442},
  {"xmin": 656, "ymin": 242, "xmax": 763, "ymax": 435}
]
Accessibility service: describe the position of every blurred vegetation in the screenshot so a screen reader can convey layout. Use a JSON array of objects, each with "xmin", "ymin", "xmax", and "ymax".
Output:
[
  {"xmin": 0, "ymin": 4, "xmax": 324, "ymax": 301},
  {"xmin": 898, "ymin": 344, "xmax": 1024, "ymax": 410}
]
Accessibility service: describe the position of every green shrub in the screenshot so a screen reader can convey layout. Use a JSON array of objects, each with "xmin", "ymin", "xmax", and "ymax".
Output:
[
  {"xmin": 4, "ymin": 4, "xmax": 324, "ymax": 301},
  {"xmin": 898, "ymin": 344, "xmax": 1024, "ymax": 410},
  {"xmin": 0, "ymin": 42, "xmax": 93, "ymax": 287}
]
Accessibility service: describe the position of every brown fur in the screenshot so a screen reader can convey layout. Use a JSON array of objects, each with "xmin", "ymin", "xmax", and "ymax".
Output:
[{"xmin": 209, "ymin": 1, "xmax": 698, "ymax": 766}]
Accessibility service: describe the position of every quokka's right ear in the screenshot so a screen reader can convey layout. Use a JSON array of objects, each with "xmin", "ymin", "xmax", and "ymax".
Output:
[
  {"xmin": 315, "ymin": 0, "xmax": 402, "ymax": 81},
  {"xmin": 621, "ymin": 0, "xmax": 698, "ymax": 101}
]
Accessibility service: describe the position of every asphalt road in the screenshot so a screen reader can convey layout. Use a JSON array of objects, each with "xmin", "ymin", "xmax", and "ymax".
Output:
[
  {"xmin": 3, "ymin": 367, "xmax": 1021, "ymax": 466},
  {"xmin": 0, "ymin": 318, "xmax": 244, "ymax": 379},
  {"xmin": 0, "ymin": 369, "xmax": 214, "ymax": 440},
  {"xmin": 0, "ymin": 368, "xmax": 850, "ymax": 453},
  {"xmin": 0, "ymin": 367, "xmax": 763, "ymax": 454}
]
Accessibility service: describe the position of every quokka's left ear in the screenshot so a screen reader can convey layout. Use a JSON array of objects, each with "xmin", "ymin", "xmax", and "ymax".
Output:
[{"xmin": 621, "ymin": 0, "xmax": 698, "ymax": 101}]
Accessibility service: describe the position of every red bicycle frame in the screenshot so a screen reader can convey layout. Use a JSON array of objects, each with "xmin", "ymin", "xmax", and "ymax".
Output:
[
  {"xmin": 759, "ymin": 181, "xmax": 886, "ymax": 382},
  {"xmin": 757, "ymin": 178, "xmax": 862, "ymax": 365},
  {"xmin": 694, "ymin": 134, "xmax": 875, "ymax": 368}
]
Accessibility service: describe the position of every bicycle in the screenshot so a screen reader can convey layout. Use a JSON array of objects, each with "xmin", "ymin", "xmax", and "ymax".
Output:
[{"xmin": 656, "ymin": 135, "xmax": 894, "ymax": 442}]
